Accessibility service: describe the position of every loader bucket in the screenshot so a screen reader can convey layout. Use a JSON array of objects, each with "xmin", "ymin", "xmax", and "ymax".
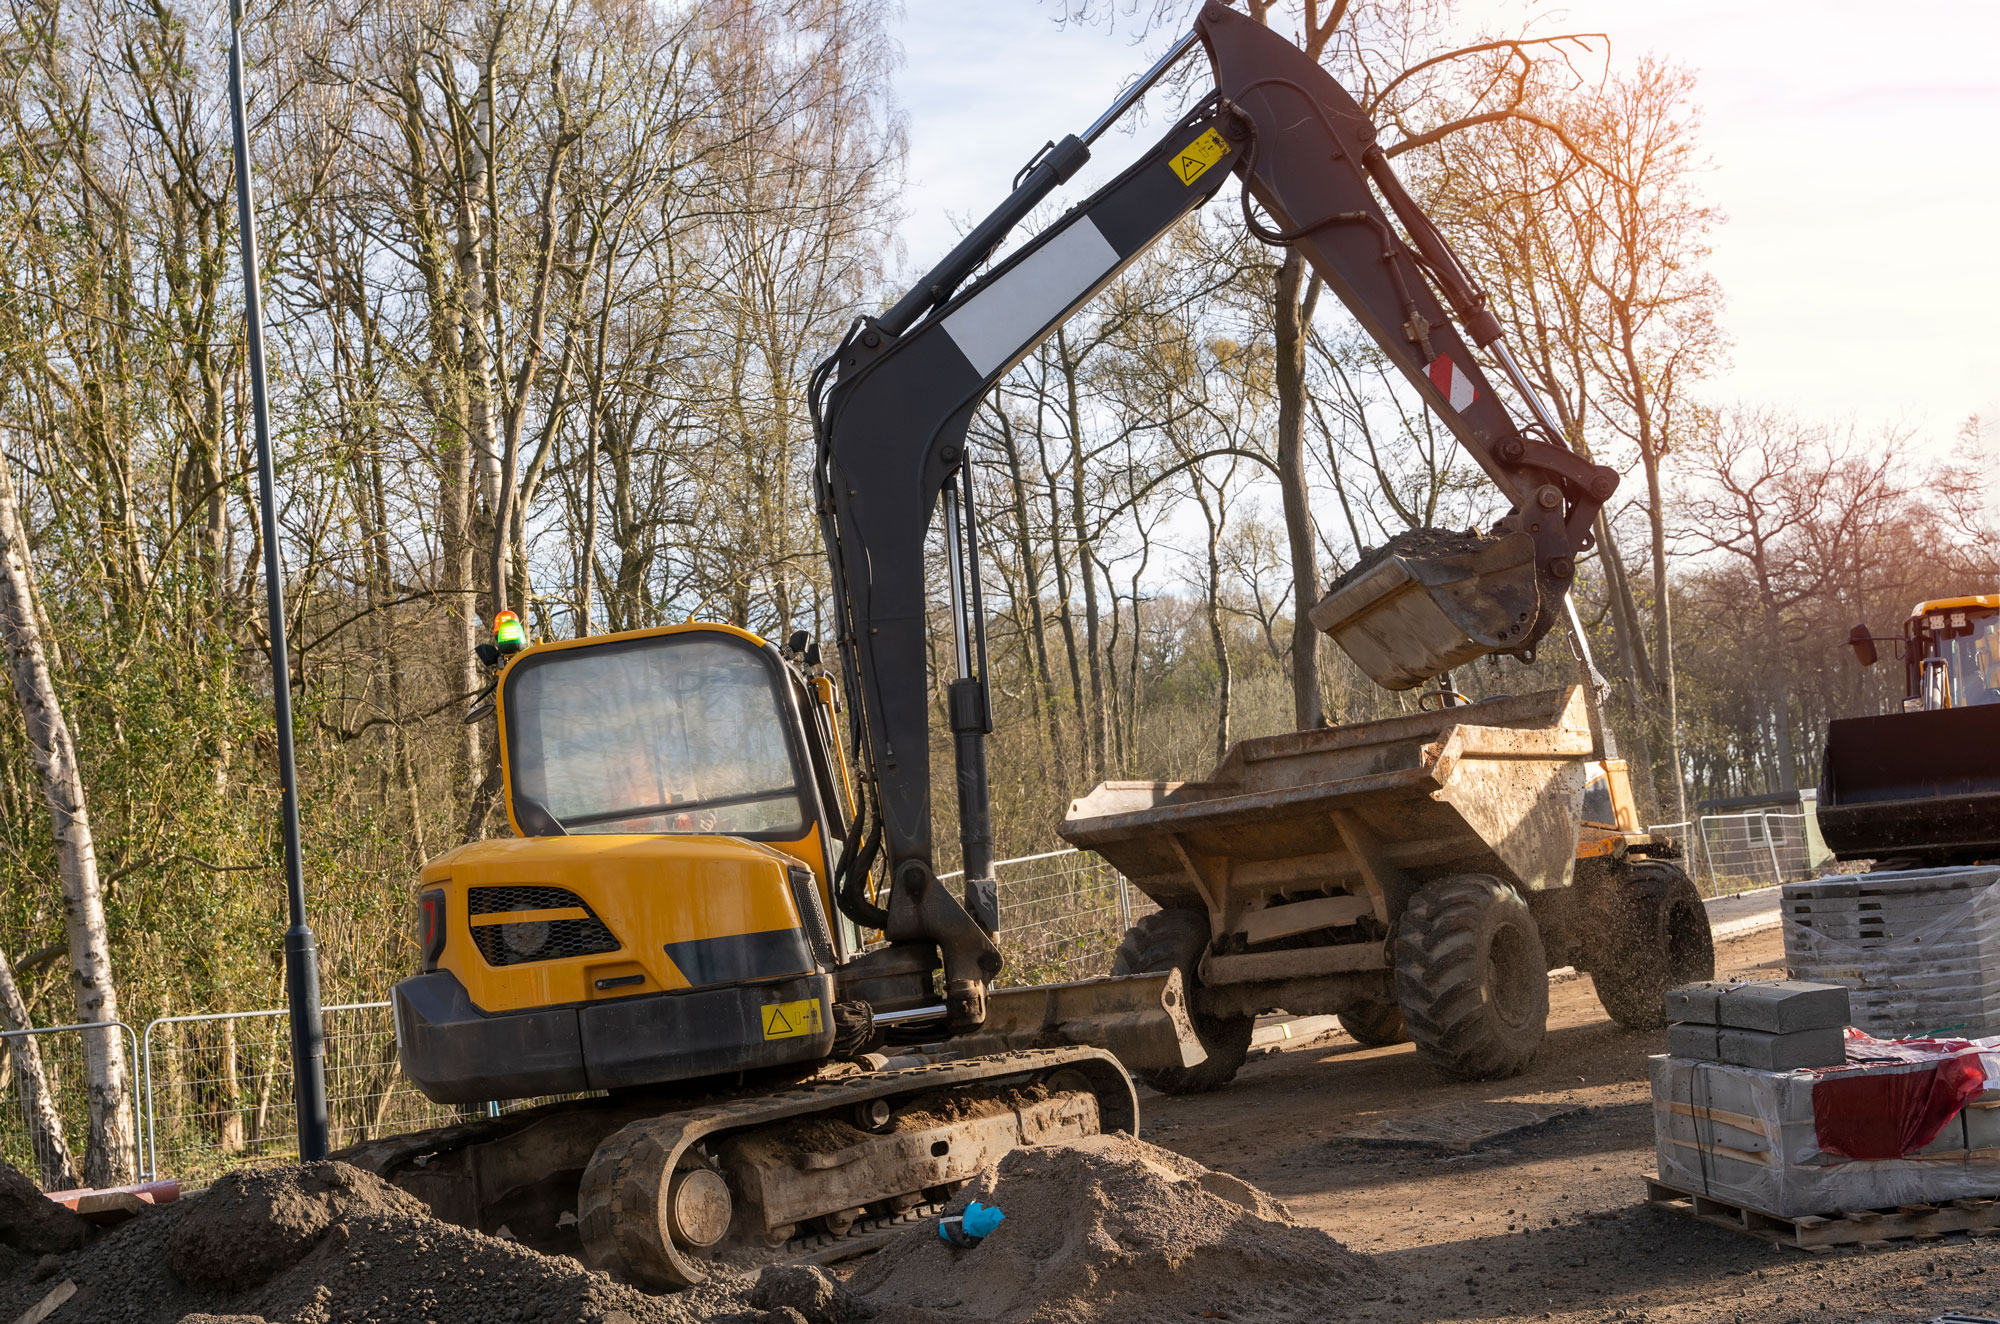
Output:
[
  {"xmin": 1308, "ymin": 531, "xmax": 1542, "ymax": 690},
  {"xmin": 1818, "ymin": 704, "xmax": 2000, "ymax": 864}
]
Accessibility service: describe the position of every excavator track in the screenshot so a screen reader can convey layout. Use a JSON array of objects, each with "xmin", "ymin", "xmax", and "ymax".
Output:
[{"xmin": 336, "ymin": 1046, "xmax": 1136, "ymax": 1290}]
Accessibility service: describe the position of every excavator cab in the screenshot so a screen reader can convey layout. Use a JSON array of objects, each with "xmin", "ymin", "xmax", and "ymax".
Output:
[{"xmin": 393, "ymin": 622, "xmax": 857, "ymax": 1105}]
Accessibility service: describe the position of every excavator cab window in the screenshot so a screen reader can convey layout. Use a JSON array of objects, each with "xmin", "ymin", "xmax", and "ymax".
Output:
[
  {"xmin": 503, "ymin": 632, "xmax": 810, "ymax": 837},
  {"xmin": 1912, "ymin": 607, "xmax": 2000, "ymax": 710}
]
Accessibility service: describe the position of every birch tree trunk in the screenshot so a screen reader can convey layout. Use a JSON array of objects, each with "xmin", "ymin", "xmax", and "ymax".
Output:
[
  {"xmin": 0, "ymin": 454, "xmax": 133, "ymax": 1185},
  {"xmin": 0, "ymin": 945, "xmax": 79, "ymax": 1189}
]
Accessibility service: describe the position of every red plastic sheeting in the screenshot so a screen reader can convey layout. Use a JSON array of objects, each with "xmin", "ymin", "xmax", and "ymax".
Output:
[{"xmin": 1811, "ymin": 1031, "xmax": 1995, "ymax": 1161}]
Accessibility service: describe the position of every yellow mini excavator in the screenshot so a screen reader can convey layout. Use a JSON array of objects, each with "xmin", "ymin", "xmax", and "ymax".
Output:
[{"xmin": 338, "ymin": 1, "xmax": 1622, "ymax": 1287}]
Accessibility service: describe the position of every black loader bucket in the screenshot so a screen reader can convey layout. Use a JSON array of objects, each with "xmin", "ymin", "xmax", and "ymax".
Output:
[
  {"xmin": 1819, "ymin": 704, "xmax": 2000, "ymax": 865},
  {"xmin": 1308, "ymin": 531, "xmax": 1544, "ymax": 691}
]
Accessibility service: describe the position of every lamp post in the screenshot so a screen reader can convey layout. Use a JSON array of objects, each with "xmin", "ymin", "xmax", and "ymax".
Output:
[{"xmin": 226, "ymin": 0, "xmax": 328, "ymax": 1161}]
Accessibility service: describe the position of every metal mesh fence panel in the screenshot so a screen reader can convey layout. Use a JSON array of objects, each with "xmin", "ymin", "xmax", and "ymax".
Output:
[
  {"xmin": 1694, "ymin": 810, "xmax": 1817, "ymax": 895},
  {"xmin": 1, "ymin": 1023, "xmax": 142, "ymax": 1190},
  {"xmin": 985, "ymin": 850, "xmax": 1156, "ymax": 987},
  {"xmin": 142, "ymin": 1003, "xmax": 458, "ymax": 1186}
]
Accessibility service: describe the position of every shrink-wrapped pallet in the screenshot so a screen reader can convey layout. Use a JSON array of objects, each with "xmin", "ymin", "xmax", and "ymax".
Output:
[
  {"xmin": 1652, "ymin": 1041, "xmax": 2000, "ymax": 1217},
  {"xmin": 1783, "ymin": 867, "xmax": 2000, "ymax": 1038}
]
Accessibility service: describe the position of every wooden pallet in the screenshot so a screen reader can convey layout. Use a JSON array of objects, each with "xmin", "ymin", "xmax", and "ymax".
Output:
[{"xmin": 1645, "ymin": 1174, "xmax": 2000, "ymax": 1252}]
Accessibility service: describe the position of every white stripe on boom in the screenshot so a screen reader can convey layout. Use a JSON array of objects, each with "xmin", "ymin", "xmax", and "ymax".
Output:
[{"xmin": 942, "ymin": 218, "xmax": 1120, "ymax": 378}]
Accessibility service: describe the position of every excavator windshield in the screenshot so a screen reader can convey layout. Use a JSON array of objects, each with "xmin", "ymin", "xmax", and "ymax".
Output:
[
  {"xmin": 501, "ymin": 631, "xmax": 808, "ymax": 837},
  {"xmin": 1916, "ymin": 604, "xmax": 2000, "ymax": 709}
]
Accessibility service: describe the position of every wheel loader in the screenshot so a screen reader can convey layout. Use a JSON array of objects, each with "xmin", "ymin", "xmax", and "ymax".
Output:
[
  {"xmin": 336, "ymin": 2, "xmax": 1635, "ymax": 1287},
  {"xmin": 1824, "ymin": 595, "xmax": 2000, "ymax": 865}
]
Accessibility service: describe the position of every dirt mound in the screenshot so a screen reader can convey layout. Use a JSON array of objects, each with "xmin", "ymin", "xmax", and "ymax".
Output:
[
  {"xmin": 1328, "ymin": 526, "xmax": 1503, "ymax": 594},
  {"xmin": 0, "ymin": 1160, "xmax": 768, "ymax": 1324},
  {"xmin": 170, "ymin": 1162, "xmax": 427, "ymax": 1288},
  {"xmin": 846, "ymin": 1133, "xmax": 1380, "ymax": 1324},
  {"xmin": 0, "ymin": 1160, "xmax": 87, "ymax": 1255}
]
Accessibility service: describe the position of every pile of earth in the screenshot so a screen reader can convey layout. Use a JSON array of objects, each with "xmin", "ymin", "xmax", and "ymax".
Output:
[
  {"xmin": 853, "ymin": 1133, "xmax": 1381, "ymax": 1324},
  {"xmin": 0, "ymin": 1161, "xmax": 779, "ymax": 1324},
  {"xmin": 0, "ymin": 1134, "xmax": 1380, "ymax": 1324},
  {"xmin": 1327, "ymin": 526, "xmax": 1505, "ymax": 594}
]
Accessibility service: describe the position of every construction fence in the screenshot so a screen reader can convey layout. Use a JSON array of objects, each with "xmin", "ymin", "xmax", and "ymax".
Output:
[{"xmin": 3, "ymin": 825, "xmax": 1802, "ymax": 1192}]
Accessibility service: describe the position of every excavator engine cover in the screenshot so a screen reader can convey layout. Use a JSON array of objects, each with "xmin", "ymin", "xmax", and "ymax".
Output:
[{"xmin": 1308, "ymin": 532, "xmax": 1543, "ymax": 690}]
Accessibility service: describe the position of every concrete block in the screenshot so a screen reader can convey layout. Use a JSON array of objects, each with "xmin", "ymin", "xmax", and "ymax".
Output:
[
  {"xmin": 1664, "ymin": 982, "xmax": 1727, "ymax": 1025},
  {"xmin": 1715, "ymin": 981, "xmax": 1850, "ymax": 1034},
  {"xmin": 1716, "ymin": 1025, "xmax": 1846, "ymax": 1071},
  {"xmin": 1666, "ymin": 1022, "xmax": 1721, "ymax": 1059}
]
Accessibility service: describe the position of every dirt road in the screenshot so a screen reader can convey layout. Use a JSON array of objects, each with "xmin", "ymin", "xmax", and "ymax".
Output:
[{"xmin": 1140, "ymin": 928, "xmax": 2000, "ymax": 1323}]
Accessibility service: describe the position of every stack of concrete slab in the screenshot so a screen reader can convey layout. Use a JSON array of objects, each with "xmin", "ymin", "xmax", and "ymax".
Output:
[
  {"xmin": 1783, "ymin": 866, "xmax": 2000, "ymax": 1038},
  {"xmin": 1651, "ymin": 1053, "xmax": 2000, "ymax": 1217},
  {"xmin": 1664, "ymin": 979, "xmax": 1850, "ymax": 1070}
]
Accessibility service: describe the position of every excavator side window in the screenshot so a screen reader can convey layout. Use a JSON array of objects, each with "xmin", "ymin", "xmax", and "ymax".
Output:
[{"xmin": 503, "ymin": 633, "xmax": 809, "ymax": 838}]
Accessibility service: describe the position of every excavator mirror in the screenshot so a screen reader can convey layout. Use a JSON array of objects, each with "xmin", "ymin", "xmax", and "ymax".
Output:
[
  {"xmin": 787, "ymin": 629, "xmax": 810, "ymax": 656},
  {"xmin": 1847, "ymin": 623, "xmax": 1878, "ymax": 668}
]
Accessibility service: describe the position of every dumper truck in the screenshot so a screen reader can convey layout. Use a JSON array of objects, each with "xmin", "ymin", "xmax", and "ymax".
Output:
[{"xmin": 1061, "ymin": 686, "xmax": 1715, "ymax": 1089}]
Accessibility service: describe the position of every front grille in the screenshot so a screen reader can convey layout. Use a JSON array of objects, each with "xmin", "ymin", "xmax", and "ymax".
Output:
[{"xmin": 468, "ymin": 885, "xmax": 620, "ymax": 967}]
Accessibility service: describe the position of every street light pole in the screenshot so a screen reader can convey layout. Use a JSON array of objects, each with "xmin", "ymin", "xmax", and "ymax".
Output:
[{"xmin": 226, "ymin": 0, "xmax": 328, "ymax": 1161}]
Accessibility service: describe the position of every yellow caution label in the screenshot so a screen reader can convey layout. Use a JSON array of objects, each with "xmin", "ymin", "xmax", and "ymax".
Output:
[
  {"xmin": 1169, "ymin": 129, "xmax": 1230, "ymax": 186},
  {"xmin": 762, "ymin": 997, "xmax": 823, "ymax": 1040}
]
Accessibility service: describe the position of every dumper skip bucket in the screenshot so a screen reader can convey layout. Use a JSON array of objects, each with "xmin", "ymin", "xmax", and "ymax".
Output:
[{"xmin": 1309, "ymin": 531, "xmax": 1542, "ymax": 690}]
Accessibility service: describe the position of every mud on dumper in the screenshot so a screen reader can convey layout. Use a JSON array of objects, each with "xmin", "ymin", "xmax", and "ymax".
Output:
[{"xmin": 1059, "ymin": 686, "xmax": 1715, "ymax": 1091}]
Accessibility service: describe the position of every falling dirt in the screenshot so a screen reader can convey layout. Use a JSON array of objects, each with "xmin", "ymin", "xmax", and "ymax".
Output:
[
  {"xmin": 1328, "ymin": 526, "xmax": 1503, "ymax": 594},
  {"xmin": 850, "ymin": 1132, "xmax": 1380, "ymax": 1324}
]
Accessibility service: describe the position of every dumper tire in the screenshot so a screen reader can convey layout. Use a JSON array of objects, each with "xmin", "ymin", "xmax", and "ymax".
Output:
[
  {"xmin": 1589, "ymin": 860, "xmax": 1715, "ymax": 1030},
  {"xmin": 1337, "ymin": 999, "xmax": 1409, "ymax": 1047},
  {"xmin": 1394, "ymin": 874, "xmax": 1548, "ymax": 1081},
  {"xmin": 1110, "ymin": 909, "xmax": 1252, "ymax": 1095}
]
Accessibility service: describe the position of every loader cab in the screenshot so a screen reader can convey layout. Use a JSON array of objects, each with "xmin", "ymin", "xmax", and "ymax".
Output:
[
  {"xmin": 1903, "ymin": 598, "xmax": 2000, "ymax": 711},
  {"xmin": 1854, "ymin": 597, "xmax": 2000, "ymax": 712}
]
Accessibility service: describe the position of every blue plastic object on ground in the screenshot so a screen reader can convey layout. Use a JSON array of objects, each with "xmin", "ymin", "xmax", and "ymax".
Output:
[{"xmin": 938, "ymin": 1200, "xmax": 1005, "ymax": 1247}]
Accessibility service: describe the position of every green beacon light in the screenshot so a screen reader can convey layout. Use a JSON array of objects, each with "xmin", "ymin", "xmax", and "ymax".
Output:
[{"xmin": 493, "ymin": 610, "xmax": 527, "ymax": 655}]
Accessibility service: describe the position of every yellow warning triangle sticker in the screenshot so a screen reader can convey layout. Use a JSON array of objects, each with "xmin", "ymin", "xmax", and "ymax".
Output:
[
  {"xmin": 1176, "ymin": 154, "xmax": 1205, "ymax": 182},
  {"xmin": 765, "ymin": 1005, "xmax": 794, "ymax": 1035}
]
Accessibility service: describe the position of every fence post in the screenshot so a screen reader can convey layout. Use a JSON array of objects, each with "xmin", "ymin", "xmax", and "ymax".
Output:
[
  {"xmin": 1115, "ymin": 871, "xmax": 1132, "ymax": 937},
  {"xmin": 1759, "ymin": 810, "xmax": 1784, "ymax": 884}
]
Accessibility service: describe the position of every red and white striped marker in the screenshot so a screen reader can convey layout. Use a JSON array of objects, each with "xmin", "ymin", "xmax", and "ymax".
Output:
[{"xmin": 1427, "ymin": 354, "xmax": 1478, "ymax": 411}]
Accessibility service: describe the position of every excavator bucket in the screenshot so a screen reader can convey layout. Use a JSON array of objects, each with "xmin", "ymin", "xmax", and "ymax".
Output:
[{"xmin": 1307, "ymin": 531, "xmax": 1544, "ymax": 691}]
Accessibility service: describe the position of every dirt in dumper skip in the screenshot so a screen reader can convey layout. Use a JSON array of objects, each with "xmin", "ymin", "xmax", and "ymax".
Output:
[{"xmin": 0, "ymin": 1134, "xmax": 1377, "ymax": 1324}]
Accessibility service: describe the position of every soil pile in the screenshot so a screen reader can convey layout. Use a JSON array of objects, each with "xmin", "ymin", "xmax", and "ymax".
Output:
[
  {"xmin": 847, "ymin": 1133, "xmax": 1381, "ymax": 1324},
  {"xmin": 1, "ymin": 1137, "xmax": 1377, "ymax": 1324},
  {"xmin": 1327, "ymin": 526, "xmax": 1503, "ymax": 594},
  {"xmin": 0, "ymin": 1161, "xmax": 777, "ymax": 1324},
  {"xmin": 0, "ymin": 1159, "xmax": 88, "ymax": 1256}
]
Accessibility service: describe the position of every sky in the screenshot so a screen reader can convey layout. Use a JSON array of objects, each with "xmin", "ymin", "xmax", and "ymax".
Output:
[{"xmin": 890, "ymin": 2, "xmax": 2000, "ymax": 462}]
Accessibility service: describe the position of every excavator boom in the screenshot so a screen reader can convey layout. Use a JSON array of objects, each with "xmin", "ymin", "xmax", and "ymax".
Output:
[{"xmin": 812, "ymin": 0, "xmax": 1617, "ymax": 1023}]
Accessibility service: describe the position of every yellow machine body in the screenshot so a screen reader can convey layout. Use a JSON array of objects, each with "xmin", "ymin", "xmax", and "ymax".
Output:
[{"xmin": 394, "ymin": 622, "xmax": 860, "ymax": 1104}]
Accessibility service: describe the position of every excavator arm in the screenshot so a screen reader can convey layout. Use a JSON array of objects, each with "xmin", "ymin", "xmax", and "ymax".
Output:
[{"xmin": 810, "ymin": 0, "xmax": 1617, "ymax": 1030}]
